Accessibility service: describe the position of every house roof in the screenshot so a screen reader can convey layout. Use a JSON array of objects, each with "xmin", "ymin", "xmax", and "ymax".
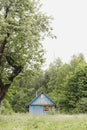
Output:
[{"xmin": 29, "ymin": 92, "xmax": 56, "ymax": 106}]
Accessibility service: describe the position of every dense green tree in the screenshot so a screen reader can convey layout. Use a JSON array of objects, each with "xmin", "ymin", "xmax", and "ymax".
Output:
[
  {"xmin": 41, "ymin": 54, "xmax": 87, "ymax": 113},
  {"xmin": 61, "ymin": 66, "xmax": 87, "ymax": 113},
  {"xmin": 70, "ymin": 53, "xmax": 86, "ymax": 72},
  {"xmin": 0, "ymin": 0, "xmax": 54, "ymax": 106}
]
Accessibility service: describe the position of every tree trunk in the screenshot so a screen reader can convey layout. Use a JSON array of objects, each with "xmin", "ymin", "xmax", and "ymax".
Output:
[
  {"xmin": 0, "ymin": 100, "xmax": 3, "ymax": 114},
  {"xmin": 0, "ymin": 79, "xmax": 10, "ymax": 108},
  {"xmin": 0, "ymin": 84, "xmax": 9, "ymax": 113},
  {"xmin": 0, "ymin": 86, "xmax": 9, "ymax": 102}
]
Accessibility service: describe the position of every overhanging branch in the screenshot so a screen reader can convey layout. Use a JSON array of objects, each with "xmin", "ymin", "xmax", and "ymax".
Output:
[{"xmin": 6, "ymin": 55, "xmax": 23, "ymax": 82}]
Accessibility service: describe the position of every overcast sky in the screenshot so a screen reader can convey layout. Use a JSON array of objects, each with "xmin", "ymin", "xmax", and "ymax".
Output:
[{"xmin": 41, "ymin": 0, "xmax": 87, "ymax": 68}]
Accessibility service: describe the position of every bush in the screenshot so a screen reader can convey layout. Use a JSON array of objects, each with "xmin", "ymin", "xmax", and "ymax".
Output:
[{"xmin": 1, "ymin": 99, "xmax": 13, "ymax": 114}]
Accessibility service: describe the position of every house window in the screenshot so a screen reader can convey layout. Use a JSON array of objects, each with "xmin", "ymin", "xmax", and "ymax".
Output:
[{"xmin": 43, "ymin": 105, "xmax": 52, "ymax": 111}]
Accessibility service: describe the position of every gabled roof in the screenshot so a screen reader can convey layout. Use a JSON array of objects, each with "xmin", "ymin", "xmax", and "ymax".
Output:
[{"xmin": 29, "ymin": 92, "xmax": 56, "ymax": 106}]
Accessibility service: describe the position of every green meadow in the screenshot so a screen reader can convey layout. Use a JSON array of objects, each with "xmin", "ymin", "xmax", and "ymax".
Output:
[{"xmin": 0, "ymin": 114, "xmax": 87, "ymax": 130}]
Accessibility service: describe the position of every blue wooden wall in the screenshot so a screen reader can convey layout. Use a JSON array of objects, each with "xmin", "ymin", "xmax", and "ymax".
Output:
[{"xmin": 29, "ymin": 106, "xmax": 46, "ymax": 115}]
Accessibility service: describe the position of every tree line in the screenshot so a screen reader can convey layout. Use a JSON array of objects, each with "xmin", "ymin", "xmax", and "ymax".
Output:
[{"xmin": 2, "ymin": 53, "xmax": 87, "ymax": 114}]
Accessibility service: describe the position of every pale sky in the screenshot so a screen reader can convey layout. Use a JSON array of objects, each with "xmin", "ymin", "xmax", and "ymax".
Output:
[{"xmin": 41, "ymin": 0, "xmax": 87, "ymax": 68}]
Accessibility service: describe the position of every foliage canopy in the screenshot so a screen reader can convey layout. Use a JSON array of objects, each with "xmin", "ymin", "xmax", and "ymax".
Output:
[{"xmin": 0, "ymin": 0, "xmax": 54, "ymax": 105}]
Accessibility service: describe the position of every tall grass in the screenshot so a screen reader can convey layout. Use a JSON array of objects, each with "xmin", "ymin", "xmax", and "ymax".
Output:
[{"xmin": 0, "ymin": 114, "xmax": 87, "ymax": 130}]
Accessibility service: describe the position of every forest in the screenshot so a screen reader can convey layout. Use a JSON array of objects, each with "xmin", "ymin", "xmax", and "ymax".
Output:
[
  {"xmin": 2, "ymin": 53, "xmax": 87, "ymax": 114},
  {"xmin": 0, "ymin": 0, "xmax": 87, "ymax": 115}
]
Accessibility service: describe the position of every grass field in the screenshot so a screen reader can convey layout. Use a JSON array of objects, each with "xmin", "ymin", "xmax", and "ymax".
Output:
[{"xmin": 0, "ymin": 114, "xmax": 87, "ymax": 130}]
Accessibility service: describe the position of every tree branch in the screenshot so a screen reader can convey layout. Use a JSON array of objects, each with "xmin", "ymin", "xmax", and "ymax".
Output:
[
  {"xmin": 5, "ymin": 0, "xmax": 13, "ymax": 18},
  {"xmin": 6, "ymin": 55, "xmax": 23, "ymax": 82},
  {"xmin": 8, "ymin": 66, "xmax": 23, "ymax": 82},
  {"xmin": 0, "ymin": 33, "xmax": 10, "ymax": 65}
]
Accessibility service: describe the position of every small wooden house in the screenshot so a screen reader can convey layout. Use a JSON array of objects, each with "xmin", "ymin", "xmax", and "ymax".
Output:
[{"xmin": 29, "ymin": 92, "xmax": 56, "ymax": 115}]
